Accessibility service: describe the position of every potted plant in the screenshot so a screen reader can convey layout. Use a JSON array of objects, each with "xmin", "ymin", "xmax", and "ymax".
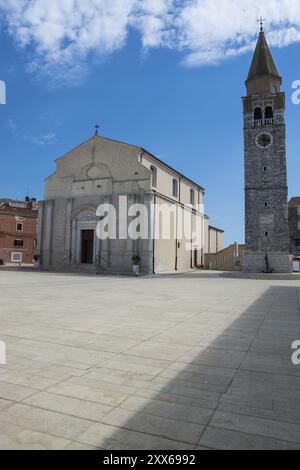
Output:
[
  {"xmin": 33, "ymin": 254, "xmax": 40, "ymax": 268},
  {"xmin": 132, "ymin": 254, "xmax": 141, "ymax": 275}
]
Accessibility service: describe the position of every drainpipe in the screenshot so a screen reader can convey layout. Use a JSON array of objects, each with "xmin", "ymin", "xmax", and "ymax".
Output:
[
  {"xmin": 153, "ymin": 193, "xmax": 156, "ymax": 274},
  {"xmin": 190, "ymin": 209, "xmax": 193, "ymax": 269},
  {"xmin": 175, "ymin": 178, "xmax": 182, "ymax": 271}
]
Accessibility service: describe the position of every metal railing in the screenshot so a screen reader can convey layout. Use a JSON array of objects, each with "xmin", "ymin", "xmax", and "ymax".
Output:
[{"xmin": 253, "ymin": 118, "xmax": 274, "ymax": 127}]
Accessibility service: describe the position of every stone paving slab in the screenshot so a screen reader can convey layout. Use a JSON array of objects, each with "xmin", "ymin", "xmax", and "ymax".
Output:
[
  {"xmin": 198, "ymin": 426, "xmax": 300, "ymax": 450},
  {"xmin": 0, "ymin": 270, "xmax": 300, "ymax": 450}
]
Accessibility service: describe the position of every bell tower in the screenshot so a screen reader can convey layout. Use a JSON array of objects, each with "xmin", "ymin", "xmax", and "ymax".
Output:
[{"xmin": 242, "ymin": 26, "xmax": 291, "ymax": 273}]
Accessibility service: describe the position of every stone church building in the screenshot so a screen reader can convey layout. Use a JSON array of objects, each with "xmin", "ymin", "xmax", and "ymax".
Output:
[
  {"xmin": 37, "ymin": 135, "xmax": 223, "ymax": 274},
  {"xmin": 242, "ymin": 26, "xmax": 292, "ymax": 273}
]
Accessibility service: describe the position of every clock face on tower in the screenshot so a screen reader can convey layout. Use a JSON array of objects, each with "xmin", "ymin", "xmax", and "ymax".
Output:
[{"xmin": 255, "ymin": 132, "xmax": 273, "ymax": 149}]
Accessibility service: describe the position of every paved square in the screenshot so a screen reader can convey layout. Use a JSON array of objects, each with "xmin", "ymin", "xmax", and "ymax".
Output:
[{"xmin": 0, "ymin": 270, "xmax": 300, "ymax": 450}]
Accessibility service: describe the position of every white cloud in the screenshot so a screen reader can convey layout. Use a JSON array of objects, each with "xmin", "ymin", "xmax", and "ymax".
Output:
[
  {"xmin": 0, "ymin": 0, "xmax": 300, "ymax": 81},
  {"xmin": 177, "ymin": 0, "xmax": 300, "ymax": 67},
  {"xmin": 7, "ymin": 118, "xmax": 57, "ymax": 145},
  {"xmin": 23, "ymin": 132, "xmax": 57, "ymax": 145}
]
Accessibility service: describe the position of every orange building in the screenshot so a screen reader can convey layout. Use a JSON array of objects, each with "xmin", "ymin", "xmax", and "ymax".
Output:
[{"xmin": 0, "ymin": 198, "xmax": 38, "ymax": 266}]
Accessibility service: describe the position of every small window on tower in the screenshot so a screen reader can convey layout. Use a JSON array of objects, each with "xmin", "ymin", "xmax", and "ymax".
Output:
[
  {"xmin": 254, "ymin": 108, "xmax": 262, "ymax": 124},
  {"xmin": 265, "ymin": 231, "xmax": 269, "ymax": 237},
  {"xmin": 265, "ymin": 202, "xmax": 269, "ymax": 208},
  {"xmin": 263, "ymin": 166, "xmax": 267, "ymax": 172}
]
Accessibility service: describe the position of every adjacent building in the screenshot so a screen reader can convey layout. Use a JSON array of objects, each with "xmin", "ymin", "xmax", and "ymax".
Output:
[
  {"xmin": 206, "ymin": 226, "xmax": 224, "ymax": 255},
  {"xmin": 0, "ymin": 198, "xmax": 38, "ymax": 266},
  {"xmin": 242, "ymin": 27, "xmax": 291, "ymax": 273},
  {"xmin": 37, "ymin": 135, "xmax": 223, "ymax": 274}
]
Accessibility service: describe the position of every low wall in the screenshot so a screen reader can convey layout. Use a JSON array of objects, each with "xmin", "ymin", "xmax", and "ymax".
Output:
[{"xmin": 205, "ymin": 243, "xmax": 246, "ymax": 271}]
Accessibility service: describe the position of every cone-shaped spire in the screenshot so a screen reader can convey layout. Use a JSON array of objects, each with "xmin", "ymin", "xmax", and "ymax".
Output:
[
  {"xmin": 246, "ymin": 30, "xmax": 282, "ymax": 96},
  {"xmin": 248, "ymin": 30, "xmax": 280, "ymax": 80}
]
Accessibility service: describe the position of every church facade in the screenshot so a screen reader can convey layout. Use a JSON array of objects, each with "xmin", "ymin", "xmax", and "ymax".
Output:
[
  {"xmin": 242, "ymin": 28, "xmax": 292, "ymax": 273},
  {"xmin": 37, "ymin": 135, "xmax": 223, "ymax": 274}
]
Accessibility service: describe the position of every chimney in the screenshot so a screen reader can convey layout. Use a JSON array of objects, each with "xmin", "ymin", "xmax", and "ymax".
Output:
[{"xmin": 31, "ymin": 198, "xmax": 37, "ymax": 210}]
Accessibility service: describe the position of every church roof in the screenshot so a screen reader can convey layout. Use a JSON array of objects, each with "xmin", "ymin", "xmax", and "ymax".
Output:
[
  {"xmin": 140, "ymin": 146, "xmax": 205, "ymax": 191},
  {"xmin": 247, "ymin": 30, "xmax": 281, "ymax": 81},
  {"xmin": 55, "ymin": 135, "xmax": 205, "ymax": 191}
]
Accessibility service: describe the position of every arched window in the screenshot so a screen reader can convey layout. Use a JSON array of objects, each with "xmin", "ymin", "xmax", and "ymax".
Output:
[
  {"xmin": 172, "ymin": 179, "xmax": 178, "ymax": 198},
  {"xmin": 190, "ymin": 189, "xmax": 195, "ymax": 205},
  {"xmin": 265, "ymin": 106, "xmax": 273, "ymax": 123},
  {"xmin": 254, "ymin": 107, "xmax": 263, "ymax": 122},
  {"xmin": 150, "ymin": 165, "xmax": 157, "ymax": 188}
]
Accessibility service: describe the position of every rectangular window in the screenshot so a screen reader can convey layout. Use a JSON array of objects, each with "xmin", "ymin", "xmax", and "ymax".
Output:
[
  {"xmin": 150, "ymin": 166, "xmax": 157, "ymax": 188},
  {"xmin": 297, "ymin": 206, "xmax": 300, "ymax": 216},
  {"xmin": 190, "ymin": 189, "xmax": 195, "ymax": 205},
  {"xmin": 16, "ymin": 223, "xmax": 23, "ymax": 231},
  {"xmin": 14, "ymin": 240, "xmax": 24, "ymax": 247},
  {"xmin": 297, "ymin": 221, "xmax": 300, "ymax": 231},
  {"xmin": 295, "ymin": 238, "xmax": 300, "ymax": 248},
  {"xmin": 172, "ymin": 179, "xmax": 178, "ymax": 198},
  {"xmin": 11, "ymin": 253, "xmax": 22, "ymax": 263}
]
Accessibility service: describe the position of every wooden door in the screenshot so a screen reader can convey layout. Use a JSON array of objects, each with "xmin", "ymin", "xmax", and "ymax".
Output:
[{"xmin": 81, "ymin": 230, "xmax": 94, "ymax": 264}]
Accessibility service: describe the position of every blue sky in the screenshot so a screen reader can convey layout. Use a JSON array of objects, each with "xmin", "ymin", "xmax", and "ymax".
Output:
[{"xmin": 0, "ymin": 1, "xmax": 300, "ymax": 245}]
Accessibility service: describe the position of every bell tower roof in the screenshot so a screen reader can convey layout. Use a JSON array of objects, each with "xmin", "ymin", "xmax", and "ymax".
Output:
[
  {"xmin": 246, "ymin": 29, "xmax": 282, "ymax": 96},
  {"xmin": 247, "ymin": 30, "xmax": 280, "ymax": 80}
]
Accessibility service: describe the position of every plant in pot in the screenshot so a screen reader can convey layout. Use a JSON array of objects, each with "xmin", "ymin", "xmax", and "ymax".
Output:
[
  {"xmin": 132, "ymin": 254, "xmax": 141, "ymax": 275},
  {"xmin": 33, "ymin": 254, "xmax": 40, "ymax": 267}
]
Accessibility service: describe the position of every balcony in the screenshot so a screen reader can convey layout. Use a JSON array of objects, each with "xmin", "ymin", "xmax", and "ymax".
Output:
[{"xmin": 253, "ymin": 118, "xmax": 274, "ymax": 127}]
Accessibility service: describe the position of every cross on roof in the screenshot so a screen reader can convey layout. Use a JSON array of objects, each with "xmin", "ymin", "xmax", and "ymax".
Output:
[
  {"xmin": 257, "ymin": 16, "xmax": 266, "ymax": 32},
  {"xmin": 94, "ymin": 123, "xmax": 100, "ymax": 136}
]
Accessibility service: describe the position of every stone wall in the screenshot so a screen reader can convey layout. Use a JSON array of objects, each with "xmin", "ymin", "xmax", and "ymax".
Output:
[
  {"xmin": 288, "ymin": 200, "xmax": 300, "ymax": 257},
  {"xmin": 242, "ymin": 250, "xmax": 292, "ymax": 273},
  {"xmin": 205, "ymin": 243, "xmax": 246, "ymax": 271}
]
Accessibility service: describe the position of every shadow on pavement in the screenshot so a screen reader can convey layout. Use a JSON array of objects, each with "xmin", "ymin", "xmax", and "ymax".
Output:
[{"xmin": 97, "ymin": 286, "xmax": 300, "ymax": 450}]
